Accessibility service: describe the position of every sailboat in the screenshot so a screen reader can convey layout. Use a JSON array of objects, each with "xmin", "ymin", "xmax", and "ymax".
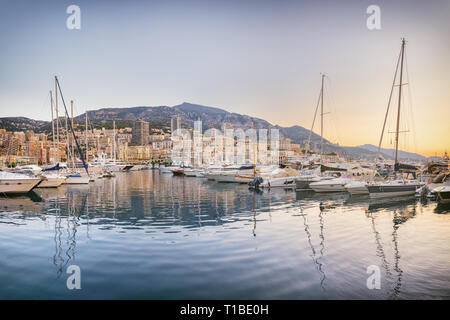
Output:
[
  {"xmin": 299, "ymin": 74, "xmax": 351, "ymax": 192},
  {"xmin": 368, "ymin": 39, "xmax": 423, "ymax": 198},
  {"xmin": 38, "ymin": 90, "xmax": 67, "ymax": 187},
  {"xmin": 52, "ymin": 76, "xmax": 90, "ymax": 184}
]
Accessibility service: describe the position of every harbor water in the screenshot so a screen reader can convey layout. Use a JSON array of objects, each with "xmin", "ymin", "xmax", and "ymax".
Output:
[{"xmin": 0, "ymin": 170, "xmax": 449, "ymax": 299}]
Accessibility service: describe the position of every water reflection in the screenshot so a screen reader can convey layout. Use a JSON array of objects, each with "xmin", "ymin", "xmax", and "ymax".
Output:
[
  {"xmin": 299, "ymin": 205, "xmax": 326, "ymax": 291},
  {"xmin": 0, "ymin": 171, "xmax": 448, "ymax": 299}
]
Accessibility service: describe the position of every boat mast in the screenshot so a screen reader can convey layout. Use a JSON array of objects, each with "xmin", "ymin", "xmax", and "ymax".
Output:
[
  {"xmin": 71, "ymin": 100, "xmax": 75, "ymax": 167},
  {"xmin": 306, "ymin": 89, "xmax": 321, "ymax": 158},
  {"xmin": 55, "ymin": 76, "xmax": 89, "ymax": 176},
  {"xmin": 85, "ymin": 110, "xmax": 89, "ymax": 163},
  {"xmin": 394, "ymin": 38, "xmax": 406, "ymax": 167},
  {"xmin": 65, "ymin": 102, "xmax": 71, "ymax": 170},
  {"xmin": 320, "ymin": 73, "xmax": 325, "ymax": 167},
  {"xmin": 55, "ymin": 79, "xmax": 60, "ymax": 163},
  {"xmin": 50, "ymin": 91, "xmax": 56, "ymax": 165},
  {"xmin": 113, "ymin": 120, "xmax": 116, "ymax": 164},
  {"xmin": 377, "ymin": 47, "xmax": 402, "ymax": 160},
  {"xmin": 252, "ymin": 121, "xmax": 256, "ymax": 177}
]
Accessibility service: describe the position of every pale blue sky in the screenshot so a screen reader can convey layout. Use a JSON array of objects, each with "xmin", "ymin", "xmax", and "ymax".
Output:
[{"xmin": 0, "ymin": 0, "xmax": 449, "ymax": 155}]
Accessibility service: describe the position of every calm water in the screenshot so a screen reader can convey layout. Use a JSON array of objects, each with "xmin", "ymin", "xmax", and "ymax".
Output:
[{"xmin": 0, "ymin": 170, "xmax": 449, "ymax": 299}]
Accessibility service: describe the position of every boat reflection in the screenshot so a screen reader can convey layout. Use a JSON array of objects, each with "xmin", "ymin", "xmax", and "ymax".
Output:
[
  {"xmin": 0, "ymin": 191, "xmax": 44, "ymax": 214},
  {"xmin": 364, "ymin": 198, "xmax": 417, "ymax": 299}
]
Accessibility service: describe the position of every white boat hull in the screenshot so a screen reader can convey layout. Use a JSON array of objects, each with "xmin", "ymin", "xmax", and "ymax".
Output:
[
  {"xmin": 0, "ymin": 178, "xmax": 42, "ymax": 194},
  {"xmin": 310, "ymin": 183, "xmax": 348, "ymax": 193},
  {"xmin": 64, "ymin": 176, "xmax": 90, "ymax": 184},
  {"xmin": 37, "ymin": 177, "xmax": 66, "ymax": 188},
  {"xmin": 261, "ymin": 176, "xmax": 297, "ymax": 188},
  {"xmin": 216, "ymin": 174, "xmax": 239, "ymax": 183}
]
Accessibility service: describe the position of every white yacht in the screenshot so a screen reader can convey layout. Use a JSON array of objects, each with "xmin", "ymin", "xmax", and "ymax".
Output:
[
  {"xmin": 309, "ymin": 177, "xmax": 354, "ymax": 193},
  {"xmin": 0, "ymin": 171, "xmax": 43, "ymax": 194},
  {"xmin": 14, "ymin": 164, "xmax": 66, "ymax": 188},
  {"xmin": 215, "ymin": 165, "xmax": 255, "ymax": 183},
  {"xmin": 259, "ymin": 176, "xmax": 297, "ymax": 188},
  {"xmin": 257, "ymin": 167, "xmax": 300, "ymax": 188}
]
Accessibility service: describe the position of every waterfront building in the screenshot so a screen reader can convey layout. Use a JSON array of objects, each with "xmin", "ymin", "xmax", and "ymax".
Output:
[{"xmin": 132, "ymin": 119, "xmax": 150, "ymax": 146}]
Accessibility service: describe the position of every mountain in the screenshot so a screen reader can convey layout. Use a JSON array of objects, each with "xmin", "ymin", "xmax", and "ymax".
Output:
[
  {"xmin": 0, "ymin": 102, "xmax": 426, "ymax": 160},
  {"xmin": 76, "ymin": 102, "xmax": 273, "ymax": 131},
  {"xmin": 0, "ymin": 117, "xmax": 48, "ymax": 132},
  {"xmin": 357, "ymin": 144, "xmax": 426, "ymax": 160}
]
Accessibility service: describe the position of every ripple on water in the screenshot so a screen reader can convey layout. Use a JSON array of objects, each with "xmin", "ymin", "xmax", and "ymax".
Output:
[{"xmin": 0, "ymin": 171, "xmax": 449, "ymax": 299}]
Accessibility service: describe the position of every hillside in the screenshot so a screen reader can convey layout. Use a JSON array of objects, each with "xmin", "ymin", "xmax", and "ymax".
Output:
[
  {"xmin": 0, "ymin": 117, "xmax": 48, "ymax": 132},
  {"xmin": 0, "ymin": 102, "xmax": 427, "ymax": 160}
]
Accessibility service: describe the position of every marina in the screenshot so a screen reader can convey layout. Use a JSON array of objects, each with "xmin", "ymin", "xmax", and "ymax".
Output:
[
  {"xmin": 0, "ymin": 170, "xmax": 449, "ymax": 299},
  {"xmin": 0, "ymin": 0, "xmax": 448, "ymax": 304}
]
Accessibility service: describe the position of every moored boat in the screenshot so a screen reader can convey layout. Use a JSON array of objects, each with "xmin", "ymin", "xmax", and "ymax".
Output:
[
  {"xmin": 368, "ymin": 179, "xmax": 423, "ymax": 199},
  {"xmin": 345, "ymin": 181, "xmax": 369, "ymax": 195},
  {"xmin": 37, "ymin": 173, "xmax": 66, "ymax": 188},
  {"xmin": 64, "ymin": 173, "xmax": 90, "ymax": 184},
  {"xmin": 309, "ymin": 177, "xmax": 354, "ymax": 193},
  {"xmin": 0, "ymin": 171, "xmax": 43, "ymax": 194},
  {"xmin": 435, "ymin": 185, "xmax": 450, "ymax": 204}
]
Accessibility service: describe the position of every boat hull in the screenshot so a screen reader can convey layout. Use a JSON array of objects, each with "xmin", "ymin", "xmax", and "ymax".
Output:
[
  {"xmin": 37, "ymin": 177, "xmax": 66, "ymax": 188},
  {"xmin": 64, "ymin": 176, "xmax": 90, "ymax": 184},
  {"xmin": 295, "ymin": 179, "xmax": 313, "ymax": 190},
  {"xmin": 437, "ymin": 192, "xmax": 450, "ymax": 204},
  {"xmin": 346, "ymin": 186, "xmax": 369, "ymax": 195},
  {"xmin": 216, "ymin": 174, "xmax": 239, "ymax": 183},
  {"xmin": 435, "ymin": 186, "xmax": 450, "ymax": 204},
  {"xmin": 261, "ymin": 177, "xmax": 297, "ymax": 188},
  {"xmin": 0, "ymin": 178, "xmax": 42, "ymax": 194},
  {"xmin": 368, "ymin": 185, "xmax": 419, "ymax": 199},
  {"xmin": 310, "ymin": 183, "xmax": 348, "ymax": 193}
]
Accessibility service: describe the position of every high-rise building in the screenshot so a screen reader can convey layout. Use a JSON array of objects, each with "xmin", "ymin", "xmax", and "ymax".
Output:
[
  {"xmin": 132, "ymin": 119, "xmax": 150, "ymax": 146},
  {"xmin": 171, "ymin": 117, "xmax": 176, "ymax": 133},
  {"xmin": 176, "ymin": 116, "xmax": 181, "ymax": 131}
]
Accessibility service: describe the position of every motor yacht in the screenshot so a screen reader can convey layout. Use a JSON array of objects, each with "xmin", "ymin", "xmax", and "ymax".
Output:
[{"xmin": 0, "ymin": 171, "xmax": 43, "ymax": 194}]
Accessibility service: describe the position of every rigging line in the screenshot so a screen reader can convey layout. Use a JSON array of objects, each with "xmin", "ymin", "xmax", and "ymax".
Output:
[
  {"xmin": 307, "ymin": 89, "xmax": 322, "ymax": 154},
  {"xmin": 55, "ymin": 76, "xmax": 89, "ymax": 175},
  {"xmin": 377, "ymin": 45, "xmax": 403, "ymax": 158}
]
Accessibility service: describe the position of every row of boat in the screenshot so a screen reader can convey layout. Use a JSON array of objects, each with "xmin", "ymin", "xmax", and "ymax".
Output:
[
  {"xmin": 160, "ymin": 161, "xmax": 450, "ymax": 204},
  {"xmin": 0, "ymin": 162, "xmax": 132, "ymax": 194}
]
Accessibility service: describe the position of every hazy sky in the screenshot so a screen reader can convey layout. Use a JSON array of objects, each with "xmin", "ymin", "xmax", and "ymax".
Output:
[{"xmin": 0, "ymin": 0, "xmax": 449, "ymax": 156}]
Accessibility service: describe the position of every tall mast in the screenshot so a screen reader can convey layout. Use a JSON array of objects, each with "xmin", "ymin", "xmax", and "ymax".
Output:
[
  {"xmin": 320, "ymin": 73, "xmax": 325, "ymax": 165},
  {"xmin": 377, "ymin": 47, "xmax": 402, "ymax": 160},
  {"xmin": 55, "ymin": 76, "xmax": 89, "ymax": 175},
  {"xmin": 85, "ymin": 110, "xmax": 89, "ymax": 163},
  {"xmin": 71, "ymin": 100, "xmax": 75, "ymax": 165},
  {"xmin": 252, "ymin": 121, "xmax": 256, "ymax": 176},
  {"xmin": 113, "ymin": 120, "xmax": 116, "ymax": 163},
  {"xmin": 55, "ymin": 79, "xmax": 60, "ymax": 163},
  {"xmin": 394, "ymin": 38, "xmax": 406, "ymax": 166},
  {"xmin": 306, "ymin": 90, "xmax": 321, "ymax": 158},
  {"xmin": 65, "ymin": 103, "xmax": 70, "ymax": 168},
  {"xmin": 50, "ymin": 91, "xmax": 56, "ymax": 165}
]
